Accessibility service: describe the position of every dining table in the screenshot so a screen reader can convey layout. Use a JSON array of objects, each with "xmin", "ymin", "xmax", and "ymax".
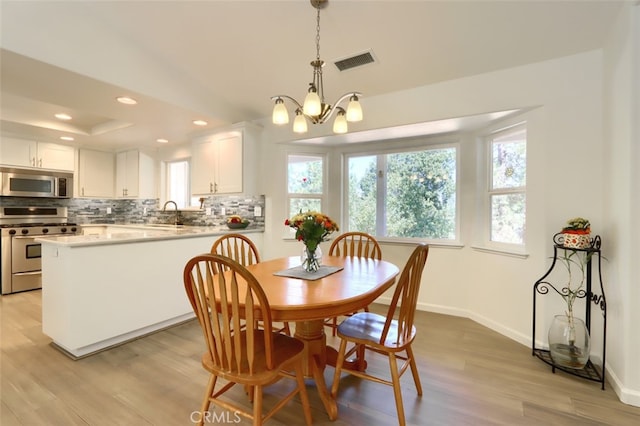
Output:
[{"xmin": 243, "ymin": 255, "xmax": 400, "ymax": 420}]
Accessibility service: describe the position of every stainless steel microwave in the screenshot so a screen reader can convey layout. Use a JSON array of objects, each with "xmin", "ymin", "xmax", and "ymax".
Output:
[{"xmin": 0, "ymin": 167, "xmax": 73, "ymax": 198}]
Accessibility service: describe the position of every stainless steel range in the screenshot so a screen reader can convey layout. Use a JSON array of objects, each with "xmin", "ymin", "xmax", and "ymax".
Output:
[{"xmin": 1, "ymin": 206, "xmax": 79, "ymax": 295}]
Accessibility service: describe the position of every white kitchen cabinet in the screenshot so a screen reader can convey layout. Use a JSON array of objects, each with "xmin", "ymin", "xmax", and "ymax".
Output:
[
  {"xmin": 215, "ymin": 135, "xmax": 243, "ymax": 193},
  {"xmin": 191, "ymin": 123, "xmax": 258, "ymax": 195},
  {"xmin": 192, "ymin": 134, "xmax": 242, "ymax": 195},
  {"xmin": 78, "ymin": 149, "xmax": 115, "ymax": 197},
  {"xmin": 38, "ymin": 142, "xmax": 76, "ymax": 171},
  {"xmin": 116, "ymin": 150, "xmax": 155, "ymax": 198},
  {"xmin": 0, "ymin": 137, "xmax": 35, "ymax": 167},
  {"xmin": 191, "ymin": 138, "xmax": 217, "ymax": 195},
  {"xmin": 0, "ymin": 137, "xmax": 75, "ymax": 171}
]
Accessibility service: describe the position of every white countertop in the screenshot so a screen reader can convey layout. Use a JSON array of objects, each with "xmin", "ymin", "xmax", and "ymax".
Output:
[{"xmin": 35, "ymin": 224, "xmax": 263, "ymax": 247}]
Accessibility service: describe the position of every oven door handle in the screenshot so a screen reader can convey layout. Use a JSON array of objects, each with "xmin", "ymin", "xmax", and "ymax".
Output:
[{"xmin": 12, "ymin": 236, "xmax": 41, "ymax": 240}]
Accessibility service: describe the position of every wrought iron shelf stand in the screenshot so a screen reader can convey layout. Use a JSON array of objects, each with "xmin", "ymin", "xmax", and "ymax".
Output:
[{"xmin": 532, "ymin": 233, "xmax": 606, "ymax": 390}]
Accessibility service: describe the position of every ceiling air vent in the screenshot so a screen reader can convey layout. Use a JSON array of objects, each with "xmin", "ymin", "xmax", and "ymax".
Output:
[{"xmin": 333, "ymin": 50, "xmax": 376, "ymax": 72}]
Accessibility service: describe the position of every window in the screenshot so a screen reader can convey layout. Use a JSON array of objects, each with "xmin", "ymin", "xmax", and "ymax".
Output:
[
  {"xmin": 287, "ymin": 154, "xmax": 325, "ymax": 218},
  {"xmin": 487, "ymin": 125, "xmax": 527, "ymax": 245},
  {"xmin": 346, "ymin": 145, "xmax": 457, "ymax": 241},
  {"xmin": 166, "ymin": 160, "xmax": 191, "ymax": 208}
]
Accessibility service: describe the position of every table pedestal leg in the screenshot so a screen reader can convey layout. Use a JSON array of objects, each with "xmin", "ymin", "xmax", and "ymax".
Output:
[
  {"xmin": 294, "ymin": 320, "xmax": 338, "ymax": 421},
  {"xmin": 327, "ymin": 343, "xmax": 367, "ymax": 372}
]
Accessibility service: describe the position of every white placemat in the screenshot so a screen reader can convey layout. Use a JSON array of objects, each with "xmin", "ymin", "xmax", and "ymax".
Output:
[{"xmin": 273, "ymin": 265, "xmax": 344, "ymax": 281}]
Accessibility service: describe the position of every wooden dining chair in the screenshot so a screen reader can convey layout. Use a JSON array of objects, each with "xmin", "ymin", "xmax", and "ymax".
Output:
[
  {"xmin": 211, "ymin": 234, "xmax": 291, "ymax": 336},
  {"xmin": 184, "ymin": 254, "xmax": 312, "ymax": 426},
  {"xmin": 325, "ymin": 231, "xmax": 383, "ymax": 336},
  {"xmin": 330, "ymin": 243, "xmax": 429, "ymax": 426},
  {"xmin": 210, "ymin": 233, "xmax": 261, "ymax": 269}
]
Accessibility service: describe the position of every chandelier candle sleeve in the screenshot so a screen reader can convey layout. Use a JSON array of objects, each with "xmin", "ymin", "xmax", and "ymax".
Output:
[
  {"xmin": 271, "ymin": 0, "xmax": 363, "ymax": 134},
  {"xmin": 272, "ymin": 98, "xmax": 289, "ymax": 124}
]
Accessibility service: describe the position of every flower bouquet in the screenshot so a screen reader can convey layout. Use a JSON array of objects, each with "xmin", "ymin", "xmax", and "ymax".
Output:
[{"xmin": 285, "ymin": 211, "xmax": 339, "ymax": 272}]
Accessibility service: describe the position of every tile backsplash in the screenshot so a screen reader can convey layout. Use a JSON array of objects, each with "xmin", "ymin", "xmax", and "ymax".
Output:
[{"xmin": 0, "ymin": 195, "xmax": 265, "ymax": 227}]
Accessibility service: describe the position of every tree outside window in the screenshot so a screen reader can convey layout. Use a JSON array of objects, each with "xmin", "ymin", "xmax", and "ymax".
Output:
[
  {"xmin": 347, "ymin": 146, "xmax": 457, "ymax": 240},
  {"xmin": 489, "ymin": 125, "xmax": 527, "ymax": 245}
]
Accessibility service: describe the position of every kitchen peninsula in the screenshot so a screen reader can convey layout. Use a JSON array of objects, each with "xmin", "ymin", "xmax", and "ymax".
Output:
[{"xmin": 37, "ymin": 225, "xmax": 263, "ymax": 358}]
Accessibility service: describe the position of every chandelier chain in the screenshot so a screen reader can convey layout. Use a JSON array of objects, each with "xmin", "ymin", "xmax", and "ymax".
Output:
[{"xmin": 315, "ymin": 6, "xmax": 321, "ymax": 61}]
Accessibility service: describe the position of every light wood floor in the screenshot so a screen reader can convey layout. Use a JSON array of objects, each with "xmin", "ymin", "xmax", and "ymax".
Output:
[{"xmin": 1, "ymin": 290, "xmax": 639, "ymax": 426}]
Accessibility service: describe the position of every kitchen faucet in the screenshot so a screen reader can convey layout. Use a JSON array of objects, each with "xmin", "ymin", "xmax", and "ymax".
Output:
[{"xmin": 162, "ymin": 201, "xmax": 182, "ymax": 225}]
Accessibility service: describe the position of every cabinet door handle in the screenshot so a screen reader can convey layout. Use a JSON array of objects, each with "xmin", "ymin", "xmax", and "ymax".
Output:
[
  {"xmin": 39, "ymin": 158, "xmax": 42, "ymax": 168},
  {"xmin": 82, "ymin": 187, "xmax": 85, "ymax": 196},
  {"xmin": 32, "ymin": 157, "xmax": 36, "ymax": 167},
  {"xmin": 214, "ymin": 182, "xmax": 218, "ymax": 193},
  {"xmin": 209, "ymin": 182, "xmax": 213, "ymax": 193}
]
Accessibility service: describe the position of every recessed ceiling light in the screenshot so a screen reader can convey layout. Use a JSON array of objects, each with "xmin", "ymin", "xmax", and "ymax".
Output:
[
  {"xmin": 60, "ymin": 136, "xmax": 74, "ymax": 141},
  {"xmin": 156, "ymin": 138, "xmax": 169, "ymax": 144},
  {"xmin": 116, "ymin": 96, "xmax": 137, "ymax": 105},
  {"xmin": 193, "ymin": 120, "xmax": 208, "ymax": 126},
  {"xmin": 55, "ymin": 113, "xmax": 72, "ymax": 120}
]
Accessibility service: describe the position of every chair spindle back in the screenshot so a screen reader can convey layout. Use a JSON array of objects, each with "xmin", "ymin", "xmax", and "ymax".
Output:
[
  {"xmin": 210, "ymin": 234, "xmax": 261, "ymax": 270},
  {"xmin": 329, "ymin": 232, "xmax": 382, "ymax": 260},
  {"xmin": 184, "ymin": 254, "xmax": 274, "ymax": 374},
  {"xmin": 380, "ymin": 244, "xmax": 429, "ymax": 346}
]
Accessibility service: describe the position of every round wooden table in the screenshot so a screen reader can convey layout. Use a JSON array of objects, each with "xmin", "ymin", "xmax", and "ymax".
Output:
[{"xmin": 244, "ymin": 255, "xmax": 399, "ymax": 420}]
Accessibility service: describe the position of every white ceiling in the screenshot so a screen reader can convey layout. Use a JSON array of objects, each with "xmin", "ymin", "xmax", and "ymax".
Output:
[{"xmin": 0, "ymin": 0, "xmax": 626, "ymax": 152}]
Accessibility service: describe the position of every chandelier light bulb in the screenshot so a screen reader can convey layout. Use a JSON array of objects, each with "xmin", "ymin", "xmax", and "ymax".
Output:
[
  {"xmin": 293, "ymin": 110, "xmax": 308, "ymax": 133},
  {"xmin": 272, "ymin": 98, "xmax": 289, "ymax": 124},
  {"xmin": 303, "ymin": 87, "xmax": 321, "ymax": 116},
  {"xmin": 346, "ymin": 95, "xmax": 363, "ymax": 122},
  {"xmin": 333, "ymin": 108, "xmax": 348, "ymax": 134}
]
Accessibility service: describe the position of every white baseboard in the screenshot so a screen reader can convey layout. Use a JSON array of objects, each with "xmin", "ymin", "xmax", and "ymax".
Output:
[
  {"xmin": 606, "ymin": 365, "xmax": 640, "ymax": 407},
  {"xmin": 375, "ymin": 298, "xmax": 640, "ymax": 408}
]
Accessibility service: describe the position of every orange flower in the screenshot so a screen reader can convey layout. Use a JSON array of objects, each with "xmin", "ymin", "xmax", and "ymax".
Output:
[{"xmin": 285, "ymin": 210, "xmax": 339, "ymax": 251}]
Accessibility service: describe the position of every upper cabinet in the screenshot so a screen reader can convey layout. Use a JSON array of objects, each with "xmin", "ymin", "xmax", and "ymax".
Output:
[
  {"xmin": 78, "ymin": 149, "xmax": 155, "ymax": 199},
  {"xmin": 192, "ymin": 134, "xmax": 242, "ymax": 195},
  {"xmin": 78, "ymin": 149, "xmax": 115, "ymax": 197},
  {"xmin": 115, "ymin": 150, "xmax": 155, "ymax": 198},
  {"xmin": 191, "ymin": 123, "xmax": 258, "ymax": 196},
  {"xmin": 0, "ymin": 137, "xmax": 75, "ymax": 171}
]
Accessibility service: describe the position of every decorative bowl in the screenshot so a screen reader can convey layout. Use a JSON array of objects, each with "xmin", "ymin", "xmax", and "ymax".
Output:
[{"xmin": 227, "ymin": 221, "xmax": 250, "ymax": 229}]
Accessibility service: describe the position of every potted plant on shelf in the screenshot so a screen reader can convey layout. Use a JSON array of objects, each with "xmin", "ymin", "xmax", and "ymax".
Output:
[
  {"xmin": 561, "ymin": 217, "xmax": 591, "ymax": 249},
  {"xmin": 548, "ymin": 219, "xmax": 595, "ymax": 369}
]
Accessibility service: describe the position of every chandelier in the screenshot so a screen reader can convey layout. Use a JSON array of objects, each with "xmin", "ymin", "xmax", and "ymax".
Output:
[{"xmin": 271, "ymin": 0, "xmax": 363, "ymax": 134}]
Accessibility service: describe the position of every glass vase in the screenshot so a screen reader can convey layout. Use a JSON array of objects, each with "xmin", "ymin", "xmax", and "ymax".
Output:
[
  {"xmin": 548, "ymin": 314, "xmax": 590, "ymax": 369},
  {"xmin": 301, "ymin": 245, "xmax": 322, "ymax": 273}
]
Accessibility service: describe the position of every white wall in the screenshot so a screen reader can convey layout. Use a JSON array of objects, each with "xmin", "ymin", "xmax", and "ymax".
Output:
[
  {"xmin": 260, "ymin": 49, "xmax": 605, "ymax": 332},
  {"xmin": 602, "ymin": 2, "xmax": 640, "ymax": 407},
  {"xmin": 256, "ymin": 14, "xmax": 639, "ymax": 406}
]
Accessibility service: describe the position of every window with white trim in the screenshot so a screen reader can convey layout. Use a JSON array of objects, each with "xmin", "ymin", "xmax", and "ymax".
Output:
[
  {"xmin": 287, "ymin": 154, "xmax": 325, "ymax": 219},
  {"xmin": 346, "ymin": 145, "xmax": 457, "ymax": 241},
  {"xmin": 165, "ymin": 159, "xmax": 201, "ymax": 208},
  {"xmin": 166, "ymin": 160, "xmax": 190, "ymax": 208},
  {"xmin": 487, "ymin": 125, "xmax": 527, "ymax": 245}
]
